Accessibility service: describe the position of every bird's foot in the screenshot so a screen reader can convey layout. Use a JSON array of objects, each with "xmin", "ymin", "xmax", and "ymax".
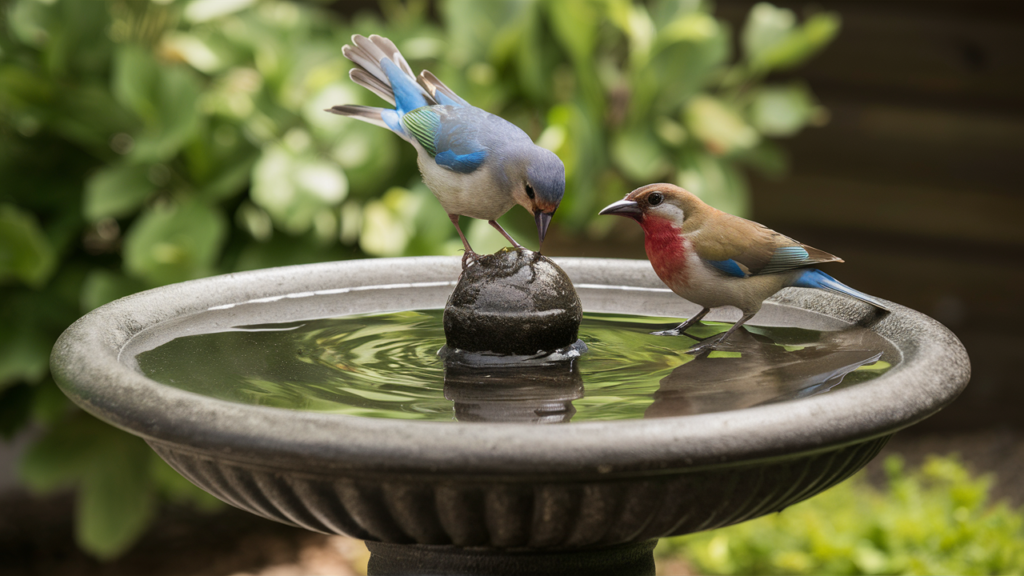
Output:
[
  {"xmin": 461, "ymin": 251, "xmax": 479, "ymax": 269},
  {"xmin": 651, "ymin": 317, "xmax": 703, "ymax": 337},
  {"xmin": 685, "ymin": 340, "xmax": 720, "ymax": 357}
]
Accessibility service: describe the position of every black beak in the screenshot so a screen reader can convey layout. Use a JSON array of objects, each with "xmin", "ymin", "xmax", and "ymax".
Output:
[
  {"xmin": 535, "ymin": 211, "xmax": 552, "ymax": 247},
  {"xmin": 599, "ymin": 199, "xmax": 642, "ymax": 218}
]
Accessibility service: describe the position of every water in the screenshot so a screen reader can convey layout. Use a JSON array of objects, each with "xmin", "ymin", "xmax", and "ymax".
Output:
[{"xmin": 135, "ymin": 310, "xmax": 897, "ymax": 423}]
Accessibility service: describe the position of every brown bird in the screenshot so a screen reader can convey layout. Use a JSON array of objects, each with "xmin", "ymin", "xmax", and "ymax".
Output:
[{"xmin": 600, "ymin": 183, "xmax": 890, "ymax": 355}]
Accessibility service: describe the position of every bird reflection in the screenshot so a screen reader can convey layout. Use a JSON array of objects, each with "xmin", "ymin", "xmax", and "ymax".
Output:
[
  {"xmin": 645, "ymin": 328, "xmax": 883, "ymax": 419},
  {"xmin": 443, "ymin": 361, "xmax": 583, "ymax": 423}
]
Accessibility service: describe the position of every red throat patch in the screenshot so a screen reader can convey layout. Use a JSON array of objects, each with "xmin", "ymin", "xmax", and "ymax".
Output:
[{"xmin": 640, "ymin": 216, "xmax": 687, "ymax": 285}]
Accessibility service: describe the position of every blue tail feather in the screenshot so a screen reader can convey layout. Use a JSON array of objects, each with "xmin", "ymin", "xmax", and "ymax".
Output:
[
  {"xmin": 792, "ymin": 269, "xmax": 891, "ymax": 312},
  {"xmin": 381, "ymin": 58, "xmax": 429, "ymax": 115}
]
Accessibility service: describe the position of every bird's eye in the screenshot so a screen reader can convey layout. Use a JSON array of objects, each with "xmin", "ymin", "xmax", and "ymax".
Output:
[
  {"xmin": 648, "ymin": 192, "xmax": 664, "ymax": 206},
  {"xmin": 525, "ymin": 183, "xmax": 536, "ymax": 200}
]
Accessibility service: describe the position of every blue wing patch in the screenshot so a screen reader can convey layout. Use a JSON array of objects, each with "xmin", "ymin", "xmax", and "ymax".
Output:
[
  {"xmin": 435, "ymin": 149, "xmax": 487, "ymax": 174},
  {"xmin": 404, "ymin": 106, "xmax": 488, "ymax": 173},
  {"xmin": 707, "ymin": 259, "xmax": 748, "ymax": 278}
]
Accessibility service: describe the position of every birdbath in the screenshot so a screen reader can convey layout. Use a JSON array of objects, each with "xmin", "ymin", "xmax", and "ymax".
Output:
[{"xmin": 50, "ymin": 256, "xmax": 970, "ymax": 576}]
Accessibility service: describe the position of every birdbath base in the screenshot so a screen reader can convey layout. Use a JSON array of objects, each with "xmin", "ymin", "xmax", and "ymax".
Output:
[{"xmin": 365, "ymin": 540, "xmax": 657, "ymax": 576}]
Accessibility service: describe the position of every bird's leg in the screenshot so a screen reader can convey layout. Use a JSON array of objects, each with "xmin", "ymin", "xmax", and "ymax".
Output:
[
  {"xmin": 449, "ymin": 214, "xmax": 478, "ymax": 268},
  {"xmin": 488, "ymin": 220, "xmax": 523, "ymax": 249},
  {"xmin": 687, "ymin": 312, "xmax": 757, "ymax": 357},
  {"xmin": 651, "ymin": 307, "xmax": 711, "ymax": 336}
]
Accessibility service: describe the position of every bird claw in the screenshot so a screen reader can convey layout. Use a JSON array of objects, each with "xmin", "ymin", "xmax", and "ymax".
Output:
[
  {"xmin": 461, "ymin": 251, "xmax": 479, "ymax": 269},
  {"xmin": 686, "ymin": 341, "xmax": 718, "ymax": 357}
]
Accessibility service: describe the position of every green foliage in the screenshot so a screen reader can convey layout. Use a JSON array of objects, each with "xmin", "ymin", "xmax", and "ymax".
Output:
[
  {"xmin": 0, "ymin": 0, "xmax": 840, "ymax": 560},
  {"xmin": 657, "ymin": 455, "xmax": 1024, "ymax": 575},
  {"xmin": 18, "ymin": 409, "xmax": 220, "ymax": 559}
]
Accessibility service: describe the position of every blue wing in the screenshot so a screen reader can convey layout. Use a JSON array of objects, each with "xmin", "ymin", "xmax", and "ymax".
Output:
[
  {"xmin": 402, "ymin": 107, "xmax": 489, "ymax": 174},
  {"xmin": 707, "ymin": 259, "xmax": 748, "ymax": 278},
  {"xmin": 705, "ymin": 246, "xmax": 817, "ymax": 279}
]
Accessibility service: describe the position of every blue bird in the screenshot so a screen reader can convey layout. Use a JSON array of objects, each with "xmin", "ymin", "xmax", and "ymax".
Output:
[
  {"xmin": 327, "ymin": 34, "xmax": 565, "ymax": 266},
  {"xmin": 600, "ymin": 184, "xmax": 891, "ymax": 355}
]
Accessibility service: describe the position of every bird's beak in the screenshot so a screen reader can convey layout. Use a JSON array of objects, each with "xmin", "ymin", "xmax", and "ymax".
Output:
[
  {"xmin": 535, "ymin": 211, "xmax": 552, "ymax": 247},
  {"xmin": 599, "ymin": 199, "xmax": 642, "ymax": 219}
]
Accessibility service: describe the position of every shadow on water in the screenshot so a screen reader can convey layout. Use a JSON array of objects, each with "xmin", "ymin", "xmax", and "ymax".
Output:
[{"xmin": 645, "ymin": 329, "xmax": 884, "ymax": 419}]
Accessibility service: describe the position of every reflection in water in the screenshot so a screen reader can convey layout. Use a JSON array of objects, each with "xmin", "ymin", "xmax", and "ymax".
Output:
[
  {"xmin": 444, "ymin": 362, "xmax": 583, "ymax": 423},
  {"xmin": 646, "ymin": 329, "xmax": 883, "ymax": 419},
  {"xmin": 135, "ymin": 310, "xmax": 897, "ymax": 423}
]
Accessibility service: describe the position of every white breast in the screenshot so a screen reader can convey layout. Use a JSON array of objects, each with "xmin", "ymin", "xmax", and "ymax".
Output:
[{"xmin": 415, "ymin": 146, "xmax": 516, "ymax": 220}]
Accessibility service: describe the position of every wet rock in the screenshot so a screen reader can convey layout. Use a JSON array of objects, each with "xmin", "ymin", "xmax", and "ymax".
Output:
[{"xmin": 443, "ymin": 248, "xmax": 583, "ymax": 356}]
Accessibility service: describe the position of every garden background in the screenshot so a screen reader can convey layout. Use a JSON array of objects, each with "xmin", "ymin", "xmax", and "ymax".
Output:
[{"xmin": 1, "ymin": 0, "xmax": 1022, "ymax": 574}]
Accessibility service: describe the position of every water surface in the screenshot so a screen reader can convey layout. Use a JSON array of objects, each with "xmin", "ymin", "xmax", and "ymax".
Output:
[{"xmin": 136, "ymin": 310, "xmax": 896, "ymax": 423}]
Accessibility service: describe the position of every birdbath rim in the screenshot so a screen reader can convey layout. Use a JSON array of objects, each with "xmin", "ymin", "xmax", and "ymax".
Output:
[{"xmin": 50, "ymin": 256, "xmax": 971, "ymax": 478}]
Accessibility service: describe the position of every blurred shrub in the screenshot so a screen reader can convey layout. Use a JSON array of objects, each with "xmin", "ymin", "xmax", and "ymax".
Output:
[
  {"xmin": 0, "ymin": 0, "xmax": 838, "ymax": 558},
  {"xmin": 657, "ymin": 455, "xmax": 1024, "ymax": 575}
]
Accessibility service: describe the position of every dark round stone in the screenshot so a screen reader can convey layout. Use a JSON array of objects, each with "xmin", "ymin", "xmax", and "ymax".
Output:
[
  {"xmin": 443, "ymin": 248, "xmax": 582, "ymax": 356},
  {"xmin": 444, "ymin": 362, "xmax": 584, "ymax": 423}
]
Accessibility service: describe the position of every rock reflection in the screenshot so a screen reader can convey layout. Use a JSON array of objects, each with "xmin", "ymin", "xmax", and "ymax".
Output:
[
  {"xmin": 443, "ymin": 361, "xmax": 583, "ymax": 423},
  {"xmin": 645, "ymin": 329, "xmax": 884, "ymax": 419}
]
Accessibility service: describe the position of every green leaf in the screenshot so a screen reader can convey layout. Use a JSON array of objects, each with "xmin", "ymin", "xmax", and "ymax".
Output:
[
  {"xmin": 8, "ymin": 0, "xmax": 53, "ymax": 49},
  {"xmin": 659, "ymin": 455, "xmax": 1024, "ymax": 575},
  {"xmin": 113, "ymin": 46, "xmax": 204, "ymax": 164},
  {"xmin": 18, "ymin": 411, "xmax": 105, "ymax": 493},
  {"xmin": 611, "ymin": 128, "xmax": 670, "ymax": 181},
  {"xmin": 199, "ymin": 153, "xmax": 257, "ymax": 201},
  {"xmin": 750, "ymin": 83, "xmax": 818, "ymax": 137},
  {"xmin": 76, "ymin": 429, "xmax": 156, "ymax": 559},
  {"xmin": 251, "ymin": 144, "xmax": 348, "ymax": 235},
  {"xmin": 0, "ymin": 64, "xmax": 53, "ymax": 110},
  {"xmin": 80, "ymin": 269, "xmax": 146, "ymax": 312},
  {"xmin": 742, "ymin": 2, "xmax": 796, "ymax": 62},
  {"xmin": 130, "ymin": 66, "xmax": 204, "ymax": 163},
  {"xmin": 733, "ymin": 141, "xmax": 789, "ymax": 179},
  {"xmin": 329, "ymin": 121, "xmax": 400, "ymax": 195},
  {"xmin": 0, "ymin": 204, "xmax": 57, "ymax": 287},
  {"xmin": 49, "ymin": 84, "xmax": 138, "ymax": 152},
  {"xmin": 184, "ymin": 0, "xmax": 257, "ymax": 24},
  {"xmin": 122, "ymin": 198, "xmax": 228, "ymax": 286},
  {"xmin": 548, "ymin": 0, "xmax": 602, "ymax": 66},
  {"xmin": 685, "ymin": 95, "xmax": 760, "ymax": 155},
  {"xmin": 630, "ymin": 15, "xmax": 729, "ymax": 118},
  {"xmin": 112, "ymin": 46, "xmax": 160, "ymax": 122},
  {"xmin": 51, "ymin": 0, "xmax": 114, "ymax": 77},
  {"xmin": 359, "ymin": 191, "xmax": 411, "ymax": 257},
  {"xmin": 162, "ymin": 32, "xmax": 232, "ymax": 75},
  {"xmin": 676, "ymin": 152, "xmax": 751, "ymax": 217},
  {"xmin": 20, "ymin": 411, "xmax": 161, "ymax": 559},
  {"xmin": 0, "ymin": 324, "xmax": 51, "ymax": 389},
  {"xmin": 743, "ymin": 3, "xmax": 841, "ymax": 73},
  {"xmin": 231, "ymin": 234, "xmax": 349, "ymax": 272},
  {"xmin": 442, "ymin": 0, "xmax": 533, "ymax": 67},
  {"xmin": 29, "ymin": 377, "xmax": 71, "ymax": 427},
  {"xmin": 83, "ymin": 164, "xmax": 155, "ymax": 221}
]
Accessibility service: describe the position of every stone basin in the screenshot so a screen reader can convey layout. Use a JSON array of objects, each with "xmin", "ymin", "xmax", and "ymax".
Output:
[{"xmin": 50, "ymin": 257, "xmax": 971, "ymax": 575}]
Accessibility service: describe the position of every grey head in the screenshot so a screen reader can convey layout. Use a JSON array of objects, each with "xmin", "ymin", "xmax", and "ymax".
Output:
[{"xmin": 509, "ymin": 144, "xmax": 565, "ymax": 246}]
